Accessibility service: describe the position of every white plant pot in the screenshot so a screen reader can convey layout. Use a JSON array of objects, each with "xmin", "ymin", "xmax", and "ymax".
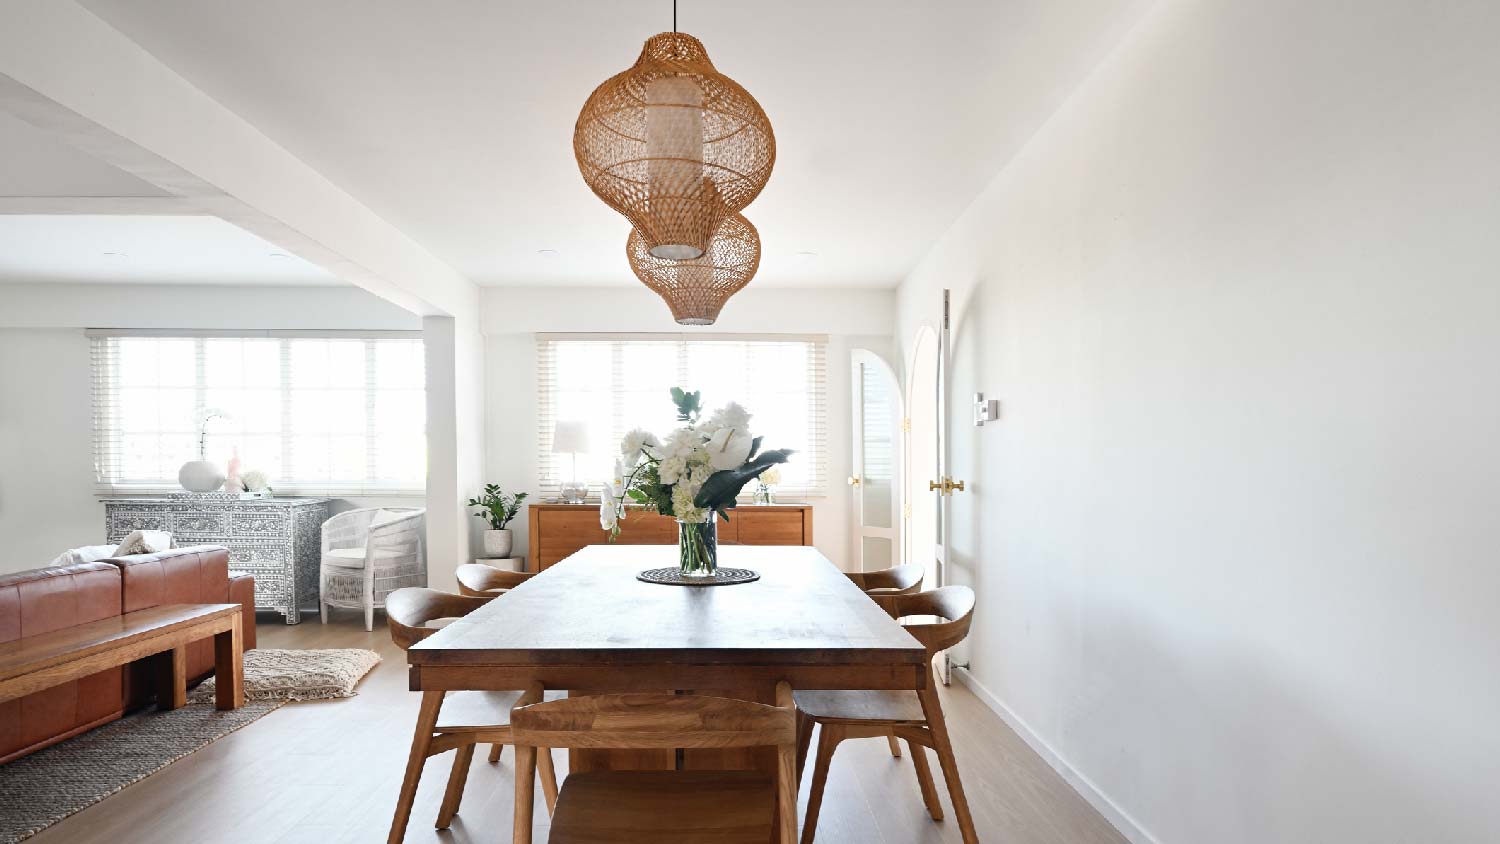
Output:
[
  {"xmin": 483, "ymin": 529, "xmax": 514, "ymax": 558},
  {"xmin": 178, "ymin": 460, "xmax": 226, "ymax": 493}
]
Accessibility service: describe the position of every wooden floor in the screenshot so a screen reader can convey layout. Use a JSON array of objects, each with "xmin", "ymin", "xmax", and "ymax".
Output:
[{"xmin": 28, "ymin": 612, "xmax": 1126, "ymax": 844}]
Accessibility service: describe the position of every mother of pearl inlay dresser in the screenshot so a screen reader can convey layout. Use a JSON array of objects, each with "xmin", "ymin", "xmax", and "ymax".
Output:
[{"xmin": 104, "ymin": 495, "xmax": 330, "ymax": 624}]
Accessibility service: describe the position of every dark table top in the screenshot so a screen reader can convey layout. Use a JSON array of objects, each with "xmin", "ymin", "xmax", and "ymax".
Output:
[{"xmin": 409, "ymin": 544, "xmax": 925, "ymax": 667}]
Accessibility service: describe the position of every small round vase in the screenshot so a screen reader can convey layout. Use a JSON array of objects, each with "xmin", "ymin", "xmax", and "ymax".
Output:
[{"xmin": 178, "ymin": 460, "xmax": 225, "ymax": 493}]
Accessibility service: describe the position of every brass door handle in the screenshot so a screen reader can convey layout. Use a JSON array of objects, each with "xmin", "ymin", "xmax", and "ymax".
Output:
[
  {"xmin": 951, "ymin": 479, "xmax": 966, "ymax": 493},
  {"xmin": 929, "ymin": 477, "xmax": 968, "ymax": 495},
  {"xmin": 848, "ymin": 475, "xmax": 862, "ymax": 486},
  {"xmin": 928, "ymin": 479, "xmax": 943, "ymax": 492}
]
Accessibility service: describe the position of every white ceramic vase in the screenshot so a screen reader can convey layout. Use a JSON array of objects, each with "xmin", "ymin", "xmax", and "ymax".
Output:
[
  {"xmin": 178, "ymin": 460, "xmax": 225, "ymax": 493},
  {"xmin": 483, "ymin": 529, "xmax": 514, "ymax": 558}
]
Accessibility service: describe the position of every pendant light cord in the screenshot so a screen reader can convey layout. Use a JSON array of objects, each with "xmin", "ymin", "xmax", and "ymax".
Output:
[{"xmin": 673, "ymin": 0, "xmax": 677, "ymax": 32}]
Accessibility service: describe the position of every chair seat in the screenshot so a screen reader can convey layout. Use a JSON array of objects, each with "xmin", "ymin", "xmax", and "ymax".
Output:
[
  {"xmin": 434, "ymin": 690, "xmax": 523, "ymax": 732},
  {"xmin": 322, "ymin": 547, "xmax": 403, "ymax": 568},
  {"xmin": 550, "ymin": 770, "xmax": 775, "ymax": 844},
  {"xmin": 794, "ymin": 689, "xmax": 927, "ymax": 724}
]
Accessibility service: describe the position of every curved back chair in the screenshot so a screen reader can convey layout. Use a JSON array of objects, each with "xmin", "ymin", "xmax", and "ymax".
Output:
[
  {"xmin": 796, "ymin": 585, "xmax": 979, "ymax": 844},
  {"xmin": 454, "ymin": 564, "xmax": 533, "ymax": 598},
  {"xmin": 845, "ymin": 563, "xmax": 924, "ymax": 598},
  {"xmin": 320, "ymin": 507, "xmax": 427, "ymax": 631},
  {"xmin": 510, "ymin": 682, "xmax": 798, "ymax": 844},
  {"xmin": 384, "ymin": 588, "xmax": 558, "ymax": 844}
]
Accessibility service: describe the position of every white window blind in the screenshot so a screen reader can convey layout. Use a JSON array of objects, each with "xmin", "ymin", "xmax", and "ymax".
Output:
[
  {"xmin": 536, "ymin": 334, "xmax": 828, "ymax": 498},
  {"xmin": 89, "ymin": 331, "xmax": 425, "ymax": 495}
]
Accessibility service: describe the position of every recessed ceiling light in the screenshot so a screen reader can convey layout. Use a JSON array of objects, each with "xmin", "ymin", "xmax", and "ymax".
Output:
[
  {"xmin": 268, "ymin": 252, "xmax": 292, "ymax": 259},
  {"xmin": 101, "ymin": 251, "xmax": 127, "ymax": 258},
  {"xmin": 794, "ymin": 251, "xmax": 818, "ymax": 259},
  {"xmin": 537, "ymin": 249, "xmax": 559, "ymax": 256}
]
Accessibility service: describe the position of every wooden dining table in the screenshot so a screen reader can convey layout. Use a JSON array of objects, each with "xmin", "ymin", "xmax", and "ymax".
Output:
[{"xmin": 405, "ymin": 544, "xmax": 958, "ymax": 838}]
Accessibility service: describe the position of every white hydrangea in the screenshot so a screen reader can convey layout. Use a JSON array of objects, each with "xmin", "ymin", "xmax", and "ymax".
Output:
[{"xmin": 619, "ymin": 428, "xmax": 660, "ymax": 467}]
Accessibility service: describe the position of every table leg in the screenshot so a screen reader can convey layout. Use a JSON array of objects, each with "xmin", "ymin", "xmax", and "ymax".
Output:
[
  {"xmin": 917, "ymin": 673, "xmax": 978, "ymax": 843},
  {"xmin": 390, "ymin": 690, "xmax": 443, "ymax": 844},
  {"xmin": 155, "ymin": 646, "xmax": 187, "ymax": 711},
  {"xmin": 213, "ymin": 613, "xmax": 245, "ymax": 711}
]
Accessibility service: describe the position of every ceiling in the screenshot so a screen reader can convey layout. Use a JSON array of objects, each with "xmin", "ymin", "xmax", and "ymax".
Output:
[
  {"xmin": 0, "ymin": 215, "xmax": 337, "ymax": 285},
  {"xmin": 44, "ymin": 0, "xmax": 1152, "ymax": 289}
]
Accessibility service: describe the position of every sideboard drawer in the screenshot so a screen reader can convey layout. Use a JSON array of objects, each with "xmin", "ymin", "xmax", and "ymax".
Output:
[{"xmin": 529, "ymin": 503, "xmax": 812, "ymax": 569}]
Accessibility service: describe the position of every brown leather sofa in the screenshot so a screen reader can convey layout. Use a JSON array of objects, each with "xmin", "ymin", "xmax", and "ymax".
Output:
[{"xmin": 0, "ymin": 545, "xmax": 255, "ymax": 764}]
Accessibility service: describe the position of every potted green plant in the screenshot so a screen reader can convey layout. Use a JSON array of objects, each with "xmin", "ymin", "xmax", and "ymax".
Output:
[{"xmin": 468, "ymin": 484, "xmax": 528, "ymax": 558}]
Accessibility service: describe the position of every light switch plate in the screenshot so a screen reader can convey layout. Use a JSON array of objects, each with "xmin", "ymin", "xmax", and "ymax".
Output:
[{"xmin": 974, "ymin": 393, "xmax": 1000, "ymax": 426}]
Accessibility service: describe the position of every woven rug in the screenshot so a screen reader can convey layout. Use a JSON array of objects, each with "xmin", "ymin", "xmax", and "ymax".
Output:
[
  {"xmin": 189, "ymin": 647, "xmax": 381, "ymax": 703},
  {"xmin": 0, "ymin": 648, "xmax": 379, "ymax": 842},
  {"xmin": 0, "ymin": 700, "xmax": 282, "ymax": 843}
]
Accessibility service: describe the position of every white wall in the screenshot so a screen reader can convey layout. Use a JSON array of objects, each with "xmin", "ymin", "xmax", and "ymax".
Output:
[
  {"xmin": 0, "ymin": 283, "xmax": 424, "ymax": 573},
  {"xmin": 482, "ymin": 285, "xmax": 895, "ymax": 570},
  {"xmin": 895, "ymin": 2, "xmax": 1500, "ymax": 842}
]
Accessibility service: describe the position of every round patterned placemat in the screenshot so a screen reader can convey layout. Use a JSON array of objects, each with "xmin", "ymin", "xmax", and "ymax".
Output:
[{"xmin": 637, "ymin": 567, "xmax": 761, "ymax": 587}]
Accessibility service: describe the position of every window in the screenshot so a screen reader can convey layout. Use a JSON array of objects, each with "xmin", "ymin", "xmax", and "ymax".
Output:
[
  {"xmin": 90, "ymin": 331, "xmax": 425, "ymax": 495},
  {"xmin": 536, "ymin": 334, "xmax": 828, "ymax": 497}
]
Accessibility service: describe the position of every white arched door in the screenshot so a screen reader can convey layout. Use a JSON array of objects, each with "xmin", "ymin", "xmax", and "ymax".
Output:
[{"xmin": 849, "ymin": 349, "xmax": 901, "ymax": 571}]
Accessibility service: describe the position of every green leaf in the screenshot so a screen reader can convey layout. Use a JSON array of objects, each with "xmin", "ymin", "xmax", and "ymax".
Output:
[
  {"xmin": 693, "ymin": 448, "xmax": 794, "ymax": 510},
  {"xmin": 747, "ymin": 436, "xmax": 763, "ymax": 460}
]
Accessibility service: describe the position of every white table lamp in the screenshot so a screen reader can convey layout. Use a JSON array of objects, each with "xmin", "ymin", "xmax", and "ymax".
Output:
[{"xmin": 552, "ymin": 420, "xmax": 592, "ymax": 503}]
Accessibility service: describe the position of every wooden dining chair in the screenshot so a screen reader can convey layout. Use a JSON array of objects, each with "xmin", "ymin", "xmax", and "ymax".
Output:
[
  {"xmin": 845, "ymin": 562, "xmax": 924, "ymax": 597},
  {"xmin": 510, "ymin": 682, "xmax": 799, "ymax": 844},
  {"xmin": 796, "ymin": 585, "xmax": 978, "ymax": 844},
  {"xmin": 844, "ymin": 563, "xmax": 925, "ymax": 758},
  {"xmin": 455, "ymin": 563, "xmax": 533, "ymax": 597},
  {"xmin": 385, "ymin": 588, "xmax": 558, "ymax": 844}
]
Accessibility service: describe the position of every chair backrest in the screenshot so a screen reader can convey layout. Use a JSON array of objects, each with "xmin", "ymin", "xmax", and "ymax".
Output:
[
  {"xmin": 880, "ymin": 585, "xmax": 976, "ymax": 656},
  {"xmin": 455, "ymin": 564, "xmax": 533, "ymax": 597},
  {"xmin": 384, "ymin": 587, "xmax": 489, "ymax": 651},
  {"xmin": 512, "ymin": 682, "xmax": 794, "ymax": 750},
  {"xmin": 846, "ymin": 563, "xmax": 924, "ymax": 596},
  {"xmin": 510, "ymin": 682, "xmax": 797, "ymax": 844}
]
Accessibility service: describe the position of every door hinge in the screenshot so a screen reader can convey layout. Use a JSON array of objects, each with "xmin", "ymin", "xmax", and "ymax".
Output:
[
  {"xmin": 899, "ymin": 416, "xmax": 911, "ymax": 433},
  {"xmin": 902, "ymin": 502, "xmax": 912, "ymax": 520}
]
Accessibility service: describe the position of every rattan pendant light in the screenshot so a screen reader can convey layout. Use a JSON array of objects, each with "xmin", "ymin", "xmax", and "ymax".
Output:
[
  {"xmin": 575, "ymin": 23, "xmax": 775, "ymax": 261},
  {"xmin": 627, "ymin": 213, "xmax": 759, "ymax": 325}
]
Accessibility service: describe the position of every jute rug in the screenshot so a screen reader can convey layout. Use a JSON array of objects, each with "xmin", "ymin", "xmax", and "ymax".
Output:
[
  {"xmin": 0, "ymin": 648, "xmax": 380, "ymax": 843},
  {"xmin": 0, "ymin": 701, "xmax": 282, "ymax": 843}
]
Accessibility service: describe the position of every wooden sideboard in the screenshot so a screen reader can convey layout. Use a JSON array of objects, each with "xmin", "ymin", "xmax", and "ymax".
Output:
[{"xmin": 527, "ymin": 503, "xmax": 813, "ymax": 570}]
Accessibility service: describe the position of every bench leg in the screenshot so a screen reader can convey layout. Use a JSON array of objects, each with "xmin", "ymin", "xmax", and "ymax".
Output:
[
  {"xmin": 155, "ymin": 646, "xmax": 187, "ymax": 711},
  {"xmin": 214, "ymin": 613, "xmax": 245, "ymax": 710}
]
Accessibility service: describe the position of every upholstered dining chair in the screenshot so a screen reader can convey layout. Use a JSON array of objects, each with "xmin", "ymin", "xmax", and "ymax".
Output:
[
  {"xmin": 320, "ymin": 507, "xmax": 426, "ymax": 631},
  {"xmin": 455, "ymin": 563, "xmax": 533, "ymax": 597},
  {"xmin": 510, "ymin": 682, "xmax": 799, "ymax": 844},
  {"xmin": 796, "ymin": 585, "xmax": 978, "ymax": 844},
  {"xmin": 385, "ymin": 588, "xmax": 558, "ymax": 844},
  {"xmin": 845, "ymin": 562, "xmax": 924, "ymax": 597}
]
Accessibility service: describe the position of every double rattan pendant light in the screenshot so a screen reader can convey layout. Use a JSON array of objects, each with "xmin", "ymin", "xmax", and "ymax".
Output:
[{"xmin": 574, "ymin": 2, "xmax": 775, "ymax": 324}]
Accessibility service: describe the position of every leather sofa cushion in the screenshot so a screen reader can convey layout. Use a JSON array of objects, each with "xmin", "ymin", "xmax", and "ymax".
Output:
[
  {"xmin": 0, "ymin": 562, "xmax": 125, "ymax": 764},
  {"xmin": 109, "ymin": 546, "xmax": 233, "ymax": 685}
]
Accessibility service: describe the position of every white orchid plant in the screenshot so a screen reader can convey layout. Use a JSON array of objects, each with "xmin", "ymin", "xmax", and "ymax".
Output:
[{"xmin": 600, "ymin": 388, "xmax": 793, "ymax": 536}]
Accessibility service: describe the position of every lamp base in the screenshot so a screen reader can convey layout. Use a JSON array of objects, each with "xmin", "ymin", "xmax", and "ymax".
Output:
[{"xmin": 559, "ymin": 481, "xmax": 589, "ymax": 504}]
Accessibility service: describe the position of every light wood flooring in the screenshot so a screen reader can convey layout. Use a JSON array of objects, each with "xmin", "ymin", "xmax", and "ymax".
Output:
[{"xmin": 28, "ymin": 612, "xmax": 1127, "ymax": 844}]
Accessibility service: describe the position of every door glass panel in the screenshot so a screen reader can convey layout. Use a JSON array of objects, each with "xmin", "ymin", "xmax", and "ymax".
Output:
[
  {"xmin": 860, "ymin": 362, "xmax": 895, "ymax": 529},
  {"xmin": 862, "ymin": 536, "xmax": 894, "ymax": 572}
]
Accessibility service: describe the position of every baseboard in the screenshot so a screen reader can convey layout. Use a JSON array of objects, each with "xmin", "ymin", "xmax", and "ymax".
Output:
[{"xmin": 952, "ymin": 666, "xmax": 1161, "ymax": 844}]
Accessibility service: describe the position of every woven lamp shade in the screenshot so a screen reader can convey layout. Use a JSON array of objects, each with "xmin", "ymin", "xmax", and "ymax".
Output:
[
  {"xmin": 576, "ymin": 32, "xmax": 775, "ymax": 262},
  {"xmin": 628, "ymin": 212, "xmax": 760, "ymax": 326}
]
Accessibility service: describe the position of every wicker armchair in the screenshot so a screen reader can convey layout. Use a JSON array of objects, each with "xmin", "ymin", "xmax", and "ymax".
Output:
[{"xmin": 319, "ymin": 507, "xmax": 426, "ymax": 631}]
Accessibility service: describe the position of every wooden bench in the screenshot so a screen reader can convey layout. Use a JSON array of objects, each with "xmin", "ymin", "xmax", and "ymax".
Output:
[{"xmin": 0, "ymin": 604, "xmax": 245, "ymax": 712}]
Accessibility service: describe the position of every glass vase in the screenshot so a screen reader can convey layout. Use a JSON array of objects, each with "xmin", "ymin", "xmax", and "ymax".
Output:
[{"xmin": 677, "ymin": 514, "xmax": 718, "ymax": 577}]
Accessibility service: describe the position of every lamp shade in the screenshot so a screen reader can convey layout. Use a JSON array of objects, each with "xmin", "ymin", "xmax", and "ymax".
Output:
[
  {"xmin": 551, "ymin": 420, "xmax": 592, "ymax": 454},
  {"xmin": 627, "ymin": 212, "xmax": 760, "ymax": 325},
  {"xmin": 574, "ymin": 32, "xmax": 775, "ymax": 262}
]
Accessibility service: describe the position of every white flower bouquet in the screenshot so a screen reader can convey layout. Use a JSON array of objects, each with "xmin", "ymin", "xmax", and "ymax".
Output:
[{"xmin": 600, "ymin": 388, "xmax": 793, "ymax": 575}]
